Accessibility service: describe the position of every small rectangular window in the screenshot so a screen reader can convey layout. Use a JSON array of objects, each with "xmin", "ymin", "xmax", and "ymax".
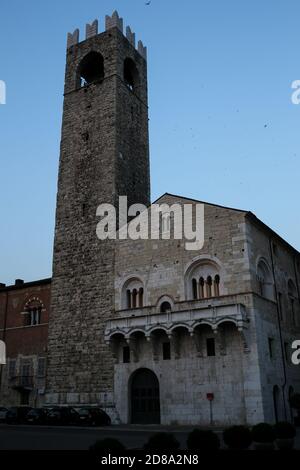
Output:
[
  {"xmin": 22, "ymin": 364, "xmax": 30, "ymax": 377},
  {"xmin": 162, "ymin": 342, "xmax": 171, "ymax": 360},
  {"xmin": 21, "ymin": 362, "xmax": 32, "ymax": 387},
  {"xmin": 123, "ymin": 346, "xmax": 130, "ymax": 363},
  {"xmin": 37, "ymin": 358, "xmax": 46, "ymax": 377},
  {"xmin": 206, "ymin": 338, "xmax": 215, "ymax": 357},
  {"xmin": 268, "ymin": 337, "xmax": 275, "ymax": 359},
  {"xmin": 8, "ymin": 359, "xmax": 16, "ymax": 378}
]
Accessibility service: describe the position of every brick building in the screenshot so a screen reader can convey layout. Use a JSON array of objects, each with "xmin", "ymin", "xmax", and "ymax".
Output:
[
  {"xmin": 0, "ymin": 279, "xmax": 50, "ymax": 406},
  {"xmin": 0, "ymin": 11, "xmax": 299, "ymax": 425}
]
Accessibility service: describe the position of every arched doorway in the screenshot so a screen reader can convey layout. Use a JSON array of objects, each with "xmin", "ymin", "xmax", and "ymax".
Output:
[
  {"xmin": 273, "ymin": 385, "xmax": 280, "ymax": 423},
  {"xmin": 130, "ymin": 368, "xmax": 160, "ymax": 424},
  {"xmin": 288, "ymin": 386, "xmax": 294, "ymax": 422}
]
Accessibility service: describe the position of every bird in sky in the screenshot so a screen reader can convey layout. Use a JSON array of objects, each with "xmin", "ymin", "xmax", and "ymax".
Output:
[{"xmin": 145, "ymin": 1, "xmax": 152, "ymax": 5}]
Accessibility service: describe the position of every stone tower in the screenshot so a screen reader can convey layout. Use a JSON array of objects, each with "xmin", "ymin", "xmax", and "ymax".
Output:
[{"xmin": 46, "ymin": 12, "xmax": 150, "ymax": 406}]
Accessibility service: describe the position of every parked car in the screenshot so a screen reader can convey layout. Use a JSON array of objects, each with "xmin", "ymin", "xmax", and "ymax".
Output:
[
  {"xmin": 46, "ymin": 406, "xmax": 78, "ymax": 426},
  {"xmin": 0, "ymin": 407, "xmax": 8, "ymax": 422},
  {"xmin": 75, "ymin": 407, "xmax": 111, "ymax": 426},
  {"xmin": 6, "ymin": 407, "xmax": 32, "ymax": 424},
  {"xmin": 25, "ymin": 408, "xmax": 48, "ymax": 425}
]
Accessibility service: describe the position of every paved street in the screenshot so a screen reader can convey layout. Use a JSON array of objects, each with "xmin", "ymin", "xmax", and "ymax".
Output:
[
  {"xmin": 0, "ymin": 424, "xmax": 196, "ymax": 450},
  {"xmin": 0, "ymin": 424, "xmax": 299, "ymax": 450}
]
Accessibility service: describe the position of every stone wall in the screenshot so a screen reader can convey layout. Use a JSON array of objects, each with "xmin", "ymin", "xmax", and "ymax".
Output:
[
  {"xmin": 46, "ymin": 25, "xmax": 150, "ymax": 405},
  {"xmin": 112, "ymin": 197, "xmax": 266, "ymax": 425},
  {"xmin": 246, "ymin": 217, "xmax": 300, "ymax": 422}
]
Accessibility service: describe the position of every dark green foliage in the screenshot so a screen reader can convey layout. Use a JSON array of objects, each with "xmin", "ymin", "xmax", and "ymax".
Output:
[
  {"xmin": 251, "ymin": 423, "xmax": 275, "ymax": 443},
  {"xmin": 89, "ymin": 438, "xmax": 126, "ymax": 456},
  {"xmin": 223, "ymin": 425, "xmax": 252, "ymax": 449},
  {"xmin": 273, "ymin": 421, "xmax": 296, "ymax": 439},
  {"xmin": 187, "ymin": 429, "xmax": 220, "ymax": 451},
  {"xmin": 143, "ymin": 433, "xmax": 180, "ymax": 451}
]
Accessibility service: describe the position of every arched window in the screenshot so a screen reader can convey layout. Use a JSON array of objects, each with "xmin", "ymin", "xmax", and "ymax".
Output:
[
  {"xmin": 288, "ymin": 279, "xmax": 297, "ymax": 325},
  {"xmin": 160, "ymin": 302, "xmax": 172, "ymax": 313},
  {"xmin": 199, "ymin": 277, "xmax": 205, "ymax": 299},
  {"xmin": 132, "ymin": 289, "xmax": 137, "ymax": 308},
  {"xmin": 214, "ymin": 274, "xmax": 220, "ymax": 296},
  {"xmin": 138, "ymin": 288, "xmax": 144, "ymax": 308},
  {"xmin": 124, "ymin": 58, "xmax": 139, "ymax": 93},
  {"xmin": 126, "ymin": 289, "xmax": 131, "ymax": 308},
  {"xmin": 186, "ymin": 260, "xmax": 222, "ymax": 300},
  {"xmin": 256, "ymin": 258, "xmax": 274, "ymax": 300},
  {"xmin": 23, "ymin": 298, "xmax": 43, "ymax": 326},
  {"xmin": 122, "ymin": 278, "xmax": 144, "ymax": 309},
  {"xmin": 77, "ymin": 51, "xmax": 104, "ymax": 87},
  {"xmin": 192, "ymin": 279, "xmax": 197, "ymax": 300},
  {"xmin": 206, "ymin": 276, "xmax": 212, "ymax": 297}
]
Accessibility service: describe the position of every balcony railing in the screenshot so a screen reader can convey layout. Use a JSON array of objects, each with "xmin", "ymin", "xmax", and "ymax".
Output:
[
  {"xmin": 105, "ymin": 295, "xmax": 249, "ymax": 343},
  {"xmin": 9, "ymin": 376, "xmax": 34, "ymax": 390}
]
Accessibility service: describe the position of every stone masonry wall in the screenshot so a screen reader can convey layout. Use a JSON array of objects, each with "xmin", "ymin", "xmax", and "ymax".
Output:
[{"xmin": 46, "ymin": 26, "xmax": 150, "ymax": 405}]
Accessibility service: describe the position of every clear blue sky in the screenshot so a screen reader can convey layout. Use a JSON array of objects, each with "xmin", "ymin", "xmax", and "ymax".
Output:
[{"xmin": 0, "ymin": 0, "xmax": 299, "ymax": 285}]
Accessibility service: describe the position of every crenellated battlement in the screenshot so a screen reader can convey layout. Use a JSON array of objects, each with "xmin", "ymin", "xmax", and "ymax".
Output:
[{"xmin": 66, "ymin": 10, "xmax": 147, "ymax": 60}]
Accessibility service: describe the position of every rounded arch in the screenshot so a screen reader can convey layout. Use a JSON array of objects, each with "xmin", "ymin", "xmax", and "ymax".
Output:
[
  {"xmin": 124, "ymin": 57, "xmax": 140, "ymax": 93},
  {"xmin": 216, "ymin": 317, "xmax": 238, "ymax": 328},
  {"xmin": 77, "ymin": 51, "xmax": 104, "ymax": 87},
  {"xmin": 184, "ymin": 256, "xmax": 224, "ymax": 300},
  {"xmin": 160, "ymin": 302, "xmax": 172, "ymax": 313},
  {"xmin": 156, "ymin": 295, "xmax": 174, "ymax": 314},
  {"xmin": 23, "ymin": 296, "xmax": 44, "ymax": 326},
  {"xmin": 192, "ymin": 320, "xmax": 214, "ymax": 332},
  {"xmin": 128, "ymin": 329, "xmax": 146, "ymax": 339},
  {"xmin": 121, "ymin": 277, "xmax": 144, "ymax": 309},
  {"xmin": 24, "ymin": 296, "xmax": 44, "ymax": 310},
  {"xmin": 108, "ymin": 331, "xmax": 126, "ymax": 341},
  {"xmin": 156, "ymin": 294, "xmax": 175, "ymax": 312},
  {"xmin": 129, "ymin": 368, "xmax": 160, "ymax": 424},
  {"xmin": 148, "ymin": 325, "xmax": 169, "ymax": 336},
  {"xmin": 169, "ymin": 323, "xmax": 191, "ymax": 334},
  {"xmin": 256, "ymin": 257, "xmax": 274, "ymax": 300}
]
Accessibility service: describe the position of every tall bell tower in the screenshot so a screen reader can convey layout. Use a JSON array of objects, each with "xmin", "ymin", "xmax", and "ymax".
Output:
[{"xmin": 46, "ymin": 12, "xmax": 150, "ymax": 406}]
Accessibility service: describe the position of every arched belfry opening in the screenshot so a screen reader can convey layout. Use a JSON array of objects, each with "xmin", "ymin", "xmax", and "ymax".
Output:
[
  {"xmin": 130, "ymin": 368, "xmax": 160, "ymax": 424},
  {"xmin": 77, "ymin": 51, "xmax": 104, "ymax": 87},
  {"xmin": 124, "ymin": 58, "xmax": 139, "ymax": 92}
]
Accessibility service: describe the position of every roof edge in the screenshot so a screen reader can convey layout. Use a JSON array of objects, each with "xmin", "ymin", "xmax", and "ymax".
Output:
[
  {"xmin": 0, "ymin": 277, "xmax": 52, "ymax": 292},
  {"xmin": 153, "ymin": 192, "xmax": 248, "ymax": 213},
  {"xmin": 245, "ymin": 212, "xmax": 300, "ymax": 256}
]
